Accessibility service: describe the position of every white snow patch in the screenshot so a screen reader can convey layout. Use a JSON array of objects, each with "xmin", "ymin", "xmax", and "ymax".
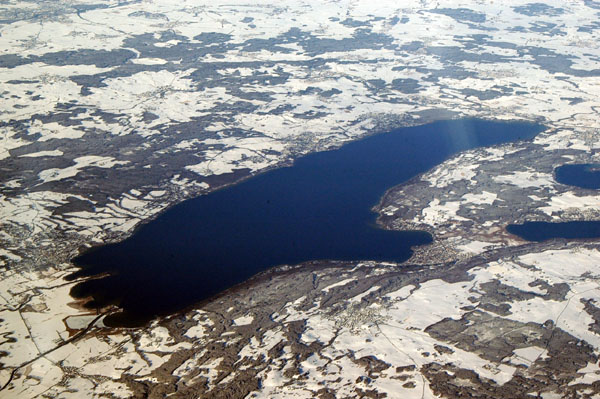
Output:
[
  {"xmin": 493, "ymin": 170, "xmax": 555, "ymax": 188},
  {"xmin": 38, "ymin": 156, "xmax": 129, "ymax": 183},
  {"xmin": 19, "ymin": 150, "xmax": 63, "ymax": 158},
  {"xmin": 233, "ymin": 315, "xmax": 254, "ymax": 326},
  {"xmin": 322, "ymin": 278, "xmax": 355, "ymax": 292}
]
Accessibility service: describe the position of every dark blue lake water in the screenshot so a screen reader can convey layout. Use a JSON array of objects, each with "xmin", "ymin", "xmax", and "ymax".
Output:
[
  {"xmin": 507, "ymin": 221, "xmax": 600, "ymax": 242},
  {"xmin": 555, "ymin": 164, "xmax": 600, "ymax": 189},
  {"xmin": 69, "ymin": 119, "xmax": 544, "ymax": 326}
]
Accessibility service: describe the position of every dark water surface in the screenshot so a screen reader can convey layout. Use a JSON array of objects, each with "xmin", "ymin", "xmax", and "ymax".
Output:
[
  {"xmin": 507, "ymin": 221, "xmax": 600, "ymax": 242},
  {"xmin": 69, "ymin": 119, "xmax": 544, "ymax": 326},
  {"xmin": 555, "ymin": 164, "xmax": 600, "ymax": 189}
]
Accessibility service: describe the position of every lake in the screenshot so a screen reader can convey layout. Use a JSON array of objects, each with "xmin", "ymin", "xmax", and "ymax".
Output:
[
  {"xmin": 507, "ymin": 221, "xmax": 600, "ymax": 242},
  {"xmin": 555, "ymin": 163, "xmax": 600, "ymax": 189},
  {"xmin": 69, "ymin": 119, "xmax": 544, "ymax": 326},
  {"xmin": 508, "ymin": 163, "xmax": 600, "ymax": 243}
]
